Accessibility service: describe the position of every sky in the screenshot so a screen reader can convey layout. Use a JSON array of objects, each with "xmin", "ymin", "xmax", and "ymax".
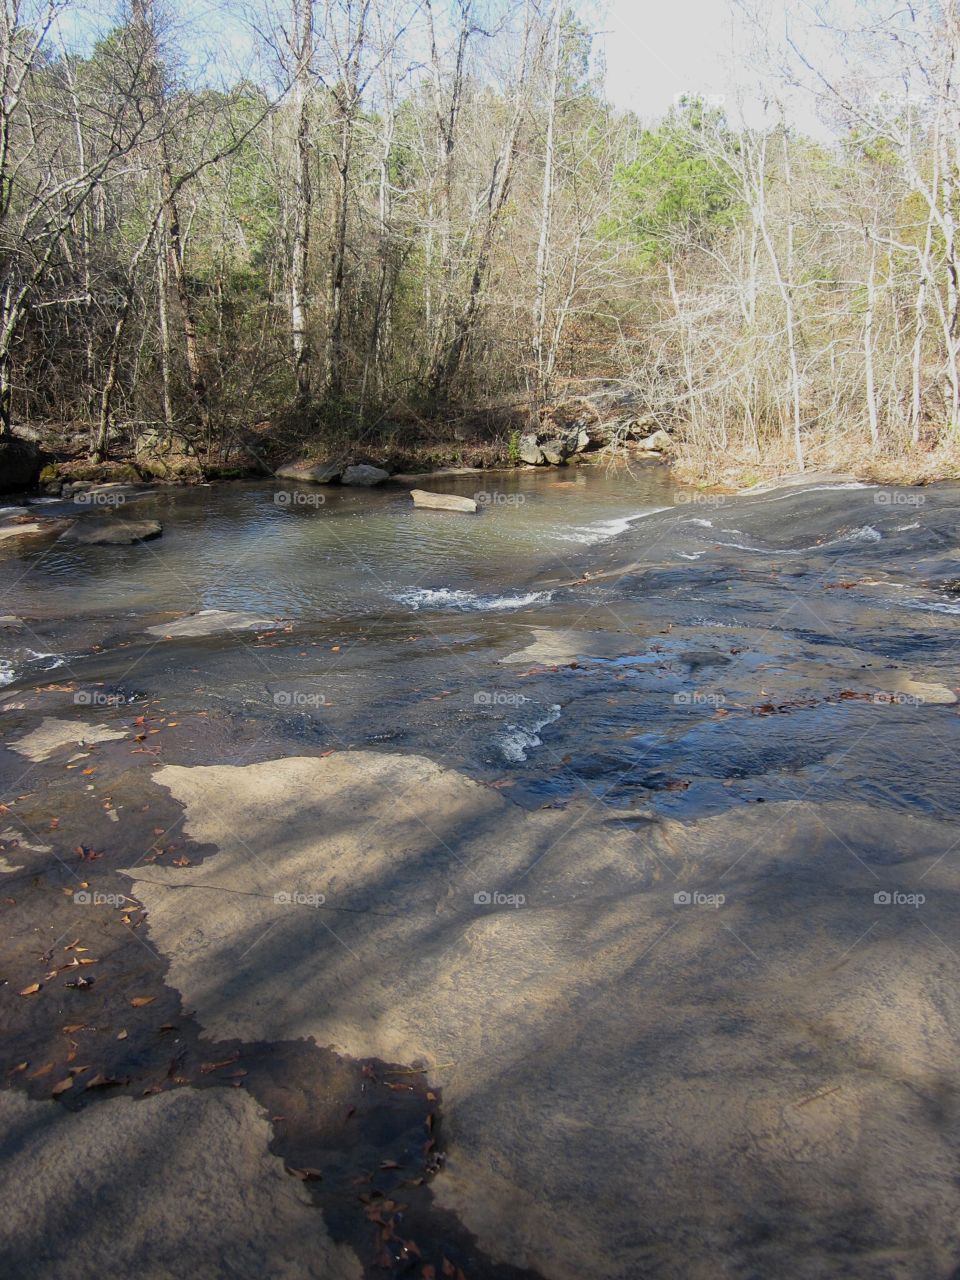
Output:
[{"xmin": 599, "ymin": 0, "xmax": 746, "ymax": 120}]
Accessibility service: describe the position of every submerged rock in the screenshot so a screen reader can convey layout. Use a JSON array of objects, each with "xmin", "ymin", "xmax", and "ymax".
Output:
[
  {"xmin": 144, "ymin": 608, "xmax": 282, "ymax": 638},
  {"xmin": 61, "ymin": 518, "xmax": 162, "ymax": 545},
  {"xmin": 275, "ymin": 460, "xmax": 343, "ymax": 484},
  {"xmin": 0, "ymin": 519, "xmax": 59, "ymax": 543},
  {"xmin": 341, "ymin": 464, "xmax": 390, "ymax": 486},
  {"xmin": 410, "ymin": 489, "xmax": 478, "ymax": 513}
]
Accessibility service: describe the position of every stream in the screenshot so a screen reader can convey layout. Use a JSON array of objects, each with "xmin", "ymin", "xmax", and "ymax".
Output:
[{"xmin": 2, "ymin": 463, "xmax": 960, "ymax": 1279}]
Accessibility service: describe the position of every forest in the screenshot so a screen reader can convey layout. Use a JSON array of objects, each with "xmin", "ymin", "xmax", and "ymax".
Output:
[{"xmin": 1, "ymin": 0, "xmax": 960, "ymax": 483}]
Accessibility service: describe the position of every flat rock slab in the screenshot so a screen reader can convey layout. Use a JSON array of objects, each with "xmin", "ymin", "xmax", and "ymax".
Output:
[
  {"xmin": 275, "ymin": 460, "xmax": 343, "ymax": 484},
  {"xmin": 340, "ymin": 464, "xmax": 390, "ymax": 486},
  {"xmin": 410, "ymin": 489, "xmax": 478, "ymax": 513},
  {"xmin": 0, "ymin": 1087, "xmax": 359, "ymax": 1280},
  {"xmin": 61, "ymin": 518, "xmax": 162, "ymax": 545},
  {"xmin": 739, "ymin": 470, "xmax": 862, "ymax": 495},
  {"xmin": 8, "ymin": 716, "xmax": 126, "ymax": 761},
  {"xmin": 125, "ymin": 751, "xmax": 960, "ymax": 1279},
  {"xmin": 144, "ymin": 608, "xmax": 283, "ymax": 638},
  {"xmin": 0, "ymin": 520, "xmax": 62, "ymax": 543}
]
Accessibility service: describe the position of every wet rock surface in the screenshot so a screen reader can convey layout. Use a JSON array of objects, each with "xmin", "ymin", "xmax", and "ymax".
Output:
[{"xmin": 2, "ymin": 471, "xmax": 960, "ymax": 1278}]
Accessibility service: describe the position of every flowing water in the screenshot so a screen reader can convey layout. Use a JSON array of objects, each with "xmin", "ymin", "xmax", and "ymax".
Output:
[{"xmin": 3, "ymin": 463, "xmax": 960, "ymax": 1279}]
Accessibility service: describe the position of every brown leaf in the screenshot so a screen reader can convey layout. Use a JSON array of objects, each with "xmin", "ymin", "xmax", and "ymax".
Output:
[
  {"xmin": 200, "ymin": 1056, "xmax": 239, "ymax": 1074},
  {"xmin": 51, "ymin": 1078, "xmax": 74, "ymax": 1097},
  {"xmin": 116, "ymin": 1029, "xmax": 128, "ymax": 1040},
  {"xmin": 129, "ymin": 995, "xmax": 156, "ymax": 1007},
  {"xmin": 62, "ymin": 1023, "xmax": 87, "ymax": 1033},
  {"xmin": 285, "ymin": 1166, "xmax": 323, "ymax": 1181},
  {"xmin": 18, "ymin": 983, "xmax": 41, "ymax": 996},
  {"xmin": 84, "ymin": 1073, "xmax": 123, "ymax": 1090}
]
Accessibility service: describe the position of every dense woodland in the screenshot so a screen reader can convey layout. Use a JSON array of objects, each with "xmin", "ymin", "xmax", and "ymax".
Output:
[{"xmin": 1, "ymin": 0, "xmax": 960, "ymax": 477}]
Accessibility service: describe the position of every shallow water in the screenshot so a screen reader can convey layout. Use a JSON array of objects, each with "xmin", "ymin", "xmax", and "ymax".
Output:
[{"xmin": 2, "ymin": 465, "xmax": 959, "ymax": 814}]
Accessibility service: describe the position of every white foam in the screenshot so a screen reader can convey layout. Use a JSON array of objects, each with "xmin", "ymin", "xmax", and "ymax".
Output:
[
  {"xmin": 559, "ymin": 507, "xmax": 673, "ymax": 545},
  {"xmin": 714, "ymin": 525, "xmax": 882, "ymax": 555},
  {"xmin": 393, "ymin": 587, "xmax": 552, "ymax": 612},
  {"xmin": 0, "ymin": 659, "xmax": 15, "ymax": 687},
  {"xmin": 499, "ymin": 704, "xmax": 562, "ymax": 762}
]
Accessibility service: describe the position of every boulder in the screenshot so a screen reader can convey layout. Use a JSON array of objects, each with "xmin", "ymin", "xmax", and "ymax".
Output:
[
  {"xmin": 623, "ymin": 414, "xmax": 659, "ymax": 440},
  {"xmin": 341, "ymin": 464, "xmax": 390, "ymax": 486},
  {"xmin": 0, "ymin": 436, "xmax": 41, "ymax": 491},
  {"xmin": 540, "ymin": 438, "xmax": 570, "ymax": 466},
  {"xmin": 275, "ymin": 460, "xmax": 343, "ymax": 484},
  {"xmin": 410, "ymin": 489, "xmax": 478, "ymax": 513},
  {"xmin": 636, "ymin": 429, "xmax": 673, "ymax": 452},
  {"xmin": 61, "ymin": 518, "xmax": 162, "ymax": 546},
  {"xmin": 518, "ymin": 433, "xmax": 545, "ymax": 466}
]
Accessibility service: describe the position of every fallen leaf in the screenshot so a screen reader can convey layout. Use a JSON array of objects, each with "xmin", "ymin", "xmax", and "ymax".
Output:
[
  {"xmin": 18, "ymin": 983, "xmax": 41, "ymax": 996},
  {"xmin": 129, "ymin": 995, "xmax": 156, "ymax": 1007},
  {"xmin": 84, "ymin": 1073, "xmax": 123, "ymax": 1090},
  {"xmin": 286, "ymin": 1166, "xmax": 323, "ymax": 1181},
  {"xmin": 51, "ymin": 1078, "xmax": 73, "ymax": 1097},
  {"xmin": 117, "ymin": 1029, "xmax": 128, "ymax": 1040}
]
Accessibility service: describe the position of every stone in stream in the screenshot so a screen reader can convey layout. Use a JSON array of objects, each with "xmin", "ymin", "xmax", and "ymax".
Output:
[
  {"xmin": 0, "ymin": 520, "xmax": 59, "ymax": 543},
  {"xmin": 275, "ymin": 460, "xmax": 343, "ymax": 484},
  {"xmin": 410, "ymin": 489, "xmax": 478, "ymax": 513},
  {"xmin": 60, "ymin": 518, "xmax": 162, "ymax": 545},
  {"xmin": 144, "ymin": 608, "xmax": 283, "ymax": 638},
  {"xmin": 341, "ymin": 464, "xmax": 390, "ymax": 486}
]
